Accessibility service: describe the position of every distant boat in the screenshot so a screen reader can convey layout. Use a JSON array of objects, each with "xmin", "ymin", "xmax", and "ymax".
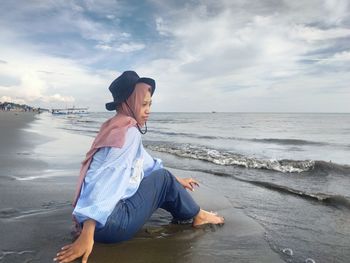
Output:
[
  {"xmin": 52, "ymin": 107, "xmax": 89, "ymax": 115},
  {"xmin": 211, "ymin": 111, "xmax": 217, "ymax": 113}
]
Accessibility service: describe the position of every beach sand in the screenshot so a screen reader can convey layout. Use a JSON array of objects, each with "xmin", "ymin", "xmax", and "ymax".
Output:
[{"xmin": 0, "ymin": 112, "xmax": 284, "ymax": 262}]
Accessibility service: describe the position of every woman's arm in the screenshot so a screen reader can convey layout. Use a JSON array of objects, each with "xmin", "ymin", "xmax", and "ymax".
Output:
[{"xmin": 54, "ymin": 219, "xmax": 96, "ymax": 263}]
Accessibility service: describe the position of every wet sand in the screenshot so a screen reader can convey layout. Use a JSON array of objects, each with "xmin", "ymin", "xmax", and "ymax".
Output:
[{"xmin": 0, "ymin": 112, "xmax": 284, "ymax": 262}]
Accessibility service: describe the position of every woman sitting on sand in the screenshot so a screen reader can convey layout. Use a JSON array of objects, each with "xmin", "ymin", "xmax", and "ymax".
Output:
[{"xmin": 54, "ymin": 71, "xmax": 224, "ymax": 263}]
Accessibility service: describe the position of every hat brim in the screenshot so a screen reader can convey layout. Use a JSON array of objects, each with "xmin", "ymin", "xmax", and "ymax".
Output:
[{"xmin": 105, "ymin": 101, "xmax": 118, "ymax": 111}]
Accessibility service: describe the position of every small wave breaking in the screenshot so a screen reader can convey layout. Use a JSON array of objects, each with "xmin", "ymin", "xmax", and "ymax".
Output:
[
  {"xmin": 246, "ymin": 180, "xmax": 350, "ymax": 209},
  {"xmin": 147, "ymin": 142, "xmax": 350, "ymax": 174},
  {"xmin": 147, "ymin": 143, "xmax": 315, "ymax": 173}
]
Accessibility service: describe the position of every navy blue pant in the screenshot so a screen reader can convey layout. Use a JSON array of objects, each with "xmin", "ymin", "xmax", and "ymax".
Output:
[{"xmin": 94, "ymin": 168, "xmax": 200, "ymax": 243}]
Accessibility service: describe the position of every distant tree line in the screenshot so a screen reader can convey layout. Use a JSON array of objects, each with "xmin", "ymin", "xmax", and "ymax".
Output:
[{"xmin": 0, "ymin": 101, "xmax": 37, "ymax": 112}]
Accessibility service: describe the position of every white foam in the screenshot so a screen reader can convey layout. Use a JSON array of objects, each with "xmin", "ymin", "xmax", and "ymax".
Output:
[{"xmin": 282, "ymin": 248, "xmax": 293, "ymax": 256}]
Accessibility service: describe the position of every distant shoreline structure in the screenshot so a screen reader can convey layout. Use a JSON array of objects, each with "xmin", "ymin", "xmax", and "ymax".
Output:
[{"xmin": 0, "ymin": 101, "xmax": 89, "ymax": 115}]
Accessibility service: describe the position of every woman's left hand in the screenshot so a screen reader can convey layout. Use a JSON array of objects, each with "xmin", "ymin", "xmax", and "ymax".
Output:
[{"xmin": 177, "ymin": 177, "xmax": 199, "ymax": 192}]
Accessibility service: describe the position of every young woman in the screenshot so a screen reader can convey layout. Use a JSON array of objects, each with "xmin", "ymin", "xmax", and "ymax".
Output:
[{"xmin": 54, "ymin": 71, "xmax": 224, "ymax": 263}]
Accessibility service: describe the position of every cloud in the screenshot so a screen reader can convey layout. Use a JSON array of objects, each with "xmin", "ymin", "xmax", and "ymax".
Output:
[
  {"xmin": 318, "ymin": 50, "xmax": 350, "ymax": 62},
  {"xmin": 0, "ymin": 95, "xmax": 26, "ymax": 105},
  {"xmin": 0, "ymin": 0, "xmax": 145, "ymax": 65},
  {"xmin": 0, "ymin": 73, "xmax": 20, "ymax": 87},
  {"xmin": 332, "ymin": 51, "xmax": 350, "ymax": 61},
  {"xmin": 0, "ymin": 38, "xmax": 115, "ymax": 110},
  {"xmin": 290, "ymin": 25, "xmax": 350, "ymax": 42},
  {"xmin": 95, "ymin": 44, "xmax": 113, "ymax": 51},
  {"xmin": 155, "ymin": 17, "xmax": 171, "ymax": 36},
  {"xmin": 74, "ymin": 16, "xmax": 118, "ymax": 43},
  {"xmin": 323, "ymin": 0, "xmax": 349, "ymax": 25},
  {"xmin": 43, "ymin": 94, "xmax": 75, "ymax": 103},
  {"xmin": 137, "ymin": 0, "xmax": 350, "ymax": 112},
  {"xmin": 115, "ymin": 43, "xmax": 146, "ymax": 53},
  {"xmin": 95, "ymin": 42, "xmax": 146, "ymax": 52}
]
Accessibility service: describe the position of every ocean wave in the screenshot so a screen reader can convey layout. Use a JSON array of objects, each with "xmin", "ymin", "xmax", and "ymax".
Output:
[
  {"xmin": 148, "ymin": 130, "xmax": 217, "ymax": 140},
  {"xmin": 241, "ymin": 178, "xmax": 350, "ymax": 209},
  {"xmin": 252, "ymin": 138, "xmax": 326, "ymax": 146},
  {"xmin": 75, "ymin": 119, "xmax": 98, "ymax": 123},
  {"xmin": 245, "ymin": 181, "xmax": 350, "ymax": 209},
  {"xmin": 313, "ymin": 160, "xmax": 350, "ymax": 175},
  {"xmin": 184, "ymin": 168, "xmax": 350, "ymax": 209},
  {"xmin": 147, "ymin": 143, "xmax": 315, "ymax": 173},
  {"xmin": 148, "ymin": 118, "xmax": 193, "ymax": 124},
  {"xmin": 146, "ymin": 142, "xmax": 350, "ymax": 174},
  {"xmin": 148, "ymin": 129, "xmax": 329, "ymax": 146}
]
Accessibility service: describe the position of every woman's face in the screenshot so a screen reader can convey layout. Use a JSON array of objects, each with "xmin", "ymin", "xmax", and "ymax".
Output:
[{"xmin": 136, "ymin": 90, "xmax": 152, "ymax": 126}]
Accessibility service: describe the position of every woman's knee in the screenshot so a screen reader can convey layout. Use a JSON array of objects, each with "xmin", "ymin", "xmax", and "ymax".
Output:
[
  {"xmin": 149, "ymin": 168, "xmax": 170, "ymax": 178},
  {"xmin": 160, "ymin": 168, "xmax": 175, "ymax": 181},
  {"xmin": 147, "ymin": 168, "xmax": 174, "ymax": 185}
]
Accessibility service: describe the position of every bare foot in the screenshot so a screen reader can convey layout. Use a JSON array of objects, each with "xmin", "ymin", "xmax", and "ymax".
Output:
[{"xmin": 192, "ymin": 209, "xmax": 225, "ymax": 228}]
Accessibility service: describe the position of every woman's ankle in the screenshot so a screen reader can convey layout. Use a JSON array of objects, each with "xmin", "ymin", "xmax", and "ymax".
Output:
[
  {"xmin": 193, "ymin": 209, "xmax": 205, "ymax": 221},
  {"xmin": 192, "ymin": 209, "xmax": 224, "ymax": 226}
]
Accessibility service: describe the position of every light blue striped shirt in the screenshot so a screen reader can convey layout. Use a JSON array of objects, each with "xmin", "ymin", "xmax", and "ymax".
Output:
[{"xmin": 72, "ymin": 126, "xmax": 163, "ymax": 229}]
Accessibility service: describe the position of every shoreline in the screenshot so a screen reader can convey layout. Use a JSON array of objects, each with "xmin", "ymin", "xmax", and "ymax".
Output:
[
  {"xmin": 0, "ymin": 112, "xmax": 76, "ymax": 262},
  {"xmin": 0, "ymin": 112, "xmax": 284, "ymax": 262}
]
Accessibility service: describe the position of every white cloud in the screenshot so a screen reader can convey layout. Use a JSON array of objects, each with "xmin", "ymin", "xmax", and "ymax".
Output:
[
  {"xmin": 323, "ymin": 0, "xmax": 349, "ymax": 25},
  {"xmin": 332, "ymin": 51, "xmax": 350, "ymax": 61},
  {"xmin": 314, "ymin": 51, "xmax": 350, "ymax": 68},
  {"xmin": 43, "ymin": 94, "xmax": 75, "ymax": 103},
  {"xmin": 0, "ymin": 95, "xmax": 26, "ymax": 104},
  {"xmin": 106, "ymin": 14, "xmax": 115, "ymax": 20},
  {"xmin": 95, "ymin": 42, "xmax": 145, "ymax": 53},
  {"xmin": 136, "ymin": 0, "xmax": 350, "ymax": 112},
  {"xmin": 290, "ymin": 25, "xmax": 350, "ymax": 42},
  {"xmin": 121, "ymin": 32, "xmax": 131, "ymax": 38},
  {"xmin": 156, "ymin": 17, "xmax": 171, "ymax": 36},
  {"xmin": 0, "ymin": 38, "xmax": 114, "ymax": 110},
  {"xmin": 75, "ymin": 17, "xmax": 117, "ymax": 43},
  {"xmin": 115, "ymin": 43, "xmax": 146, "ymax": 53},
  {"xmin": 95, "ymin": 44, "xmax": 113, "ymax": 51}
]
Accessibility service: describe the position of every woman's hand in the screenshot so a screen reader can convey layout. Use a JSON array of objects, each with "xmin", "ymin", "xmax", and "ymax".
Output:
[
  {"xmin": 54, "ymin": 219, "xmax": 96, "ymax": 263},
  {"xmin": 176, "ymin": 177, "xmax": 199, "ymax": 192},
  {"xmin": 54, "ymin": 233, "xmax": 94, "ymax": 263}
]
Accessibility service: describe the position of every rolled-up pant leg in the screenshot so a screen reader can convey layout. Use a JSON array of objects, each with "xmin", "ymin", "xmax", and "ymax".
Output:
[{"xmin": 94, "ymin": 168, "xmax": 200, "ymax": 243}]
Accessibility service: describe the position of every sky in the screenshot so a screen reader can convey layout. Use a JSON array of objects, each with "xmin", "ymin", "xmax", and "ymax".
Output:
[{"xmin": 0, "ymin": 0, "xmax": 349, "ymax": 112}]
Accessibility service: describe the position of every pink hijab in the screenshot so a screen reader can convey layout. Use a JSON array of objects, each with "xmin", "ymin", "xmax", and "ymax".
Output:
[{"xmin": 72, "ymin": 83, "xmax": 152, "ymax": 206}]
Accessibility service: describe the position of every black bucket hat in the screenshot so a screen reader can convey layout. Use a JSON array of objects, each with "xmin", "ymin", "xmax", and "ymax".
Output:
[{"xmin": 105, "ymin": 70, "xmax": 156, "ymax": 111}]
